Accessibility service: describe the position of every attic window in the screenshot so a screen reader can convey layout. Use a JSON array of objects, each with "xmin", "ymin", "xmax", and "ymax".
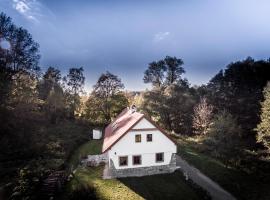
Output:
[{"xmin": 135, "ymin": 134, "xmax": 141, "ymax": 143}]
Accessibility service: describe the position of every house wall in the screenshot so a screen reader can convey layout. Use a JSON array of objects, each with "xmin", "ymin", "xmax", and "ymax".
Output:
[{"xmin": 108, "ymin": 118, "xmax": 177, "ymax": 169}]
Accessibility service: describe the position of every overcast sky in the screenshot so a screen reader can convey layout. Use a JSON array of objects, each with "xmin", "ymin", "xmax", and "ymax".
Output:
[{"xmin": 1, "ymin": 0, "xmax": 270, "ymax": 91}]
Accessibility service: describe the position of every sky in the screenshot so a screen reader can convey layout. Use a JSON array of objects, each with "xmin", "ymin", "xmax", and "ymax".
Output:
[{"xmin": 1, "ymin": 0, "xmax": 270, "ymax": 91}]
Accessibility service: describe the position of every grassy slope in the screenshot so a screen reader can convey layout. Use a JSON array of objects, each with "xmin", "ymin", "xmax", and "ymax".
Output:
[
  {"xmin": 177, "ymin": 138, "xmax": 270, "ymax": 200},
  {"xmin": 68, "ymin": 140, "xmax": 103, "ymax": 169},
  {"xmin": 64, "ymin": 140, "xmax": 210, "ymax": 200}
]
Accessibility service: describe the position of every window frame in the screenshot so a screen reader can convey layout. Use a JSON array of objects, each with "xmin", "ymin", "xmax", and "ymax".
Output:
[
  {"xmin": 135, "ymin": 134, "xmax": 141, "ymax": 143},
  {"xmin": 156, "ymin": 152, "xmax": 164, "ymax": 163},
  {"xmin": 147, "ymin": 134, "xmax": 153, "ymax": 142},
  {"xmin": 132, "ymin": 155, "xmax": 142, "ymax": 165},
  {"xmin": 119, "ymin": 156, "xmax": 128, "ymax": 166}
]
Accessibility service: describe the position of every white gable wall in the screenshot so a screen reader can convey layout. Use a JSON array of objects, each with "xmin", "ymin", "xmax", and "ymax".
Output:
[
  {"xmin": 132, "ymin": 118, "xmax": 155, "ymax": 129},
  {"xmin": 108, "ymin": 117, "xmax": 177, "ymax": 169}
]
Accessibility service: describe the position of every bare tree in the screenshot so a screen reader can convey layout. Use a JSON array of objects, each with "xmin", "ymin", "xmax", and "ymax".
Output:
[{"xmin": 193, "ymin": 97, "xmax": 214, "ymax": 135}]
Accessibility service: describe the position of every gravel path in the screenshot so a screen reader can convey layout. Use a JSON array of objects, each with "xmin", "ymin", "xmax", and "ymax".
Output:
[{"xmin": 176, "ymin": 155, "xmax": 236, "ymax": 200}]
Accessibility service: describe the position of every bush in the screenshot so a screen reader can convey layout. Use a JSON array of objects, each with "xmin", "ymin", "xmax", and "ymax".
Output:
[{"xmin": 204, "ymin": 111, "xmax": 243, "ymax": 167}]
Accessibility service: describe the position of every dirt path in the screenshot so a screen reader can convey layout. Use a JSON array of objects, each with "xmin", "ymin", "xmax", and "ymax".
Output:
[{"xmin": 176, "ymin": 155, "xmax": 236, "ymax": 200}]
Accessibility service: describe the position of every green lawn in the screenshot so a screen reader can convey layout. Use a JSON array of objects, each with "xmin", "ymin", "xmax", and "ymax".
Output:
[
  {"xmin": 62, "ymin": 140, "xmax": 210, "ymax": 200},
  {"xmin": 66, "ymin": 165, "xmax": 210, "ymax": 200},
  {"xmin": 177, "ymin": 138, "xmax": 270, "ymax": 200}
]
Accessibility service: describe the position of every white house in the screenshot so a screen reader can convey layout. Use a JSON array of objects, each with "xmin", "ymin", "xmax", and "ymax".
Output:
[{"xmin": 102, "ymin": 107, "xmax": 177, "ymax": 178}]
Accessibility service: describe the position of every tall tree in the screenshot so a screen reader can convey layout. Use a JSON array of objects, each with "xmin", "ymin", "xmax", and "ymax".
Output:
[
  {"xmin": 256, "ymin": 82, "xmax": 270, "ymax": 151},
  {"xmin": 164, "ymin": 56, "xmax": 185, "ymax": 85},
  {"xmin": 38, "ymin": 67, "xmax": 61, "ymax": 100},
  {"xmin": 142, "ymin": 84, "xmax": 197, "ymax": 134},
  {"xmin": 84, "ymin": 71, "xmax": 128, "ymax": 124},
  {"xmin": 0, "ymin": 12, "xmax": 40, "ymax": 73},
  {"xmin": 0, "ymin": 12, "xmax": 40, "ymax": 106},
  {"xmin": 143, "ymin": 56, "xmax": 185, "ymax": 88},
  {"xmin": 37, "ymin": 67, "xmax": 66, "ymax": 123},
  {"xmin": 8, "ymin": 70, "xmax": 41, "ymax": 119},
  {"xmin": 64, "ymin": 67, "xmax": 85, "ymax": 118},
  {"xmin": 143, "ymin": 60, "xmax": 166, "ymax": 87},
  {"xmin": 193, "ymin": 97, "xmax": 214, "ymax": 135}
]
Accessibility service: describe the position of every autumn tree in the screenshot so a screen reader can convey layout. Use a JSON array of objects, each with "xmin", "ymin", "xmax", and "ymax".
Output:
[
  {"xmin": 256, "ymin": 82, "xmax": 270, "ymax": 151},
  {"xmin": 193, "ymin": 97, "xmax": 214, "ymax": 135},
  {"xmin": 84, "ymin": 71, "xmax": 128, "ymax": 124}
]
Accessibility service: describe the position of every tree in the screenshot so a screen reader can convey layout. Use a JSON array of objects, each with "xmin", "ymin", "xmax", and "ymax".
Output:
[
  {"xmin": 84, "ymin": 71, "xmax": 128, "ymax": 124},
  {"xmin": 0, "ymin": 12, "xmax": 40, "ymax": 106},
  {"xmin": 256, "ymin": 82, "xmax": 270, "ymax": 151},
  {"xmin": 207, "ymin": 57, "xmax": 270, "ymax": 148},
  {"xmin": 164, "ymin": 56, "xmax": 185, "ymax": 85},
  {"xmin": 205, "ymin": 111, "xmax": 243, "ymax": 166},
  {"xmin": 37, "ymin": 67, "xmax": 66, "ymax": 123},
  {"xmin": 143, "ymin": 56, "xmax": 185, "ymax": 87},
  {"xmin": 64, "ymin": 67, "xmax": 85, "ymax": 118},
  {"xmin": 143, "ymin": 60, "xmax": 166, "ymax": 87},
  {"xmin": 38, "ymin": 67, "xmax": 61, "ymax": 100},
  {"xmin": 8, "ymin": 70, "xmax": 41, "ymax": 118},
  {"xmin": 0, "ymin": 12, "xmax": 40, "ymax": 73},
  {"xmin": 141, "ymin": 84, "xmax": 197, "ymax": 134},
  {"xmin": 193, "ymin": 97, "xmax": 214, "ymax": 135}
]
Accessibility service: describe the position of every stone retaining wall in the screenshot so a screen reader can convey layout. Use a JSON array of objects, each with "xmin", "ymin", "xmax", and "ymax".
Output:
[
  {"xmin": 82, "ymin": 153, "xmax": 108, "ymax": 167},
  {"xmin": 109, "ymin": 153, "xmax": 178, "ymax": 178}
]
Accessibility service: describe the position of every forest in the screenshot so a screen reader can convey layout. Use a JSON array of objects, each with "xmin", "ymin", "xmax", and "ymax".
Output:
[{"xmin": 1, "ymin": 12, "xmax": 270, "ymax": 199}]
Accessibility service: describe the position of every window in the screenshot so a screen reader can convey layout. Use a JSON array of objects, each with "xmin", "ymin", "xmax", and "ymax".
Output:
[
  {"xmin": 147, "ymin": 134, "xmax": 152, "ymax": 142},
  {"xmin": 135, "ymin": 134, "xmax": 141, "ymax": 143},
  {"xmin": 133, "ymin": 155, "xmax": 141, "ymax": 165},
  {"xmin": 119, "ymin": 156, "xmax": 128, "ymax": 166},
  {"xmin": 156, "ymin": 153, "xmax": 164, "ymax": 162}
]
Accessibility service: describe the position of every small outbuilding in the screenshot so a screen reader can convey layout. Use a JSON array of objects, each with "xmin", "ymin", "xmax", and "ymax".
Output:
[{"xmin": 93, "ymin": 129, "xmax": 102, "ymax": 140}]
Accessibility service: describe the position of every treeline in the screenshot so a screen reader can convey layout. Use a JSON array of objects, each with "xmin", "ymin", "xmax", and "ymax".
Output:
[{"xmin": 138, "ymin": 55, "xmax": 270, "ymax": 167}]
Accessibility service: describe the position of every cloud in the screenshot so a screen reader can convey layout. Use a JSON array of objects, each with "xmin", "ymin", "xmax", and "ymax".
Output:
[
  {"xmin": 12, "ymin": 0, "xmax": 41, "ymax": 22},
  {"xmin": 153, "ymin": 31, "xmax": 170, "ymax": 42}
]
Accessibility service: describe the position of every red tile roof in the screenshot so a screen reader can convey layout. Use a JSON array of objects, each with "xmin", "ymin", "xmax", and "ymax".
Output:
[{"xmin": 102, "ymin": 108, "xmax": 144, "ymax": 153}]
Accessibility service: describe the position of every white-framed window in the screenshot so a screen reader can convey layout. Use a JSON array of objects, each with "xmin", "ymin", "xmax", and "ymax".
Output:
[
  {"xmin": 119, "ymin": 156, "xmax": 128, "ymax": 166},
  {"xmin": 135, "ymin": 134, "xmax": 141, "ymax": 143},
  {"xmin": 132, "ymin": 155, "xmax": 142, "ymax": 165},
  {"xmin": 156, "ymin": 152, "xmax": 164, "ymax": 162},
  {"xmin": 147, "ymin": 134, "xmax": 152, "ymax": 142}
]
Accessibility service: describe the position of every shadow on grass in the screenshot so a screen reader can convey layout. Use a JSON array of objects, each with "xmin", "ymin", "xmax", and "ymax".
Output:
[{"xmin": 118, "ymin": 170, "xmax": 211, "ymax": 200}]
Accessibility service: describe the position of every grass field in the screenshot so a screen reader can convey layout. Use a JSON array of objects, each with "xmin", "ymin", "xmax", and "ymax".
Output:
[
  {"xmin": 177, "ymin": 137, "xmax": 270, "ymax": 200},
  {"xmin": 62, "ymin": 139, "xmax": 210, "ymax": 200}
]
